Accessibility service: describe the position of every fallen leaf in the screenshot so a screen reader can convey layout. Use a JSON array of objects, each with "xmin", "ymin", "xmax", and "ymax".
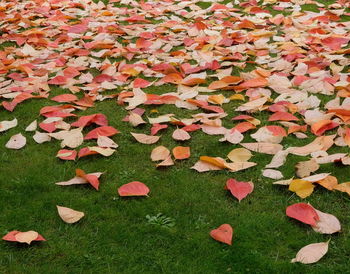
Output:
[
  {"xmin": 56, "ymin": 205, "xmax": 85, "ymax": 224},
  {"xmin": 172, "ymin": 128, "xmax": 191, "ymax": 141},
  {"xmin": 5, "ymin": 133, "xmax": 26, "ymax": 149},
  {"xmin": 263, "ymin": 169, "xmax": 283, "ymax": 179},
  {"xmin": 156, "ymin": 155, "xmax": 175, "ymax": 167},
  {"xmin": 131, "ymin": 132, "xmax": 160, "ymax": 144},
  {"xmin": 295, "ymin": 159, "xmax": 320, "ymax": 178},
  {"xmin": 2, "ymin": 230, "xmax": 46, "ymax": 244},
  {"xmin": 151, "ymin": 146, "xmax": 170, "ymax": 161},
  {"xmin": 118, "ymin": 181, "xmax": 150, "ymax": 197},
  {"xmin": 15, "ymin": 231, "xmax": 39, "ymax": 245},
  {"xmin": 61, "ymin": 128, "xmax": 83, "ymax": 149},
  {"xmin": 210, "ymin": 224, "xmax": 233, "ymax": 245},
  {"xmin": 265, "ymin": 150, "xmax": 289, "ymax": 168},
  {"xmin": 286, "ymin": 203, "xmax": 319, "ymax": 226},
  {"xmin": 316, "ymin": 175, "xmax": 338, "ymax": 190},
  {"xmin": 33, "ymin": 131, "xmax": 51, "ymax": 144},
  {"xmin": 0, "ymin": 118, "xmax": 17, "ymax": 132},
  {"xmin": 97, "ymin": 136, "xmax": 118, "ymax": 148},
  {"xmin": 289, "ymin": 179, "xmax": 315, "ymax": 198},
  {"xmin": 291, "ymin": 241, "xmax": 329, "ymax": 264},
  {"xmin": 56, "ymin": 149, "xmax": 77, "ymax": 161},
  {"xmin": 88, "ymin": 146, "xmax": 115, "ymax": 157},
  {"xmin": 333, "ymin": 182, "xmax": 350, "ymax": 196},
  {"xmin": 25, "ymin": 120, "xmax": 37, "ymax": 132},
  {"xmin": 191, "ymin": 160, "xmax": 222, "ymax": 172},
  {"xmin": 172, "ymin": 146, "xmax": 190, "ymax": 160},
  {"xmin": 240, "ymin": 143, "xmax": 283, "ymax": 154},
  {"xmin": 225, "ymin": 178, "xmax": 254, "ymax": 202},
  {"xmin": 312, "ymin": 209, "xmax": 341, "ymax": 234},
  {"xmin": 56, "ymin": 170, "xmax": 103, "ymax": 190},
  {"xmin": 129, "ymin": 112, "xmax": 146, "ymax": 127},
  {"xmin": 84, "ymin": 126, "xmax": 119, "ymax": 140},
  {"xmin": 227, "ymin": 148, "xmax": 252, "ymax": 163}
]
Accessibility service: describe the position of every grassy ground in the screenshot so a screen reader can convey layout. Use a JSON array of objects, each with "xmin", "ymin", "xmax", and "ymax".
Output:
[{"xmin": 0, "ymin": 0, "xmax": 350, "ymax": 273}]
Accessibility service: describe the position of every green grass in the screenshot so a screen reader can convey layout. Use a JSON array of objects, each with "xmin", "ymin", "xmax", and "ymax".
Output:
[{"xmin": 0, "ymin": 0, "xmax": 350, "ymax": 273}]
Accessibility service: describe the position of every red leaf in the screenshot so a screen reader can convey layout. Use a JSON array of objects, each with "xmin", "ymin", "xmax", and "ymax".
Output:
[
  {"xmin": 133, "ymin": 78, "xmax": 151, "ymax": 88},
  {"xmin": 76, "ymin": 169, "xmax": 100, "ymax": 190},
  {"xmin": 56, "ymin": 149, "xmax": 77, "ymax": 161},
  {"xmin": 78, "ymin": 147, "xmax": 98, "ymax": 158},
  {"xmin": 150, "ymin": 123, "xmax": 168, "ymax": 135},
  {"xmin": 48, "ymin": 76, "xmax": 67, "ymax": 85},
  {"xmin": 225, "ymin": 178, "xmax": 254, "ymax": 202},
  {"xmin": 268, "ymin": 111, "xmax": 299, "ymax": 122},
  {"xmin": 311, "ymin": 120, "xmax": 338, "ymax": 136},
  {"xmin": 51, "ymin": 94, "xmax": 78, "ymax": 103},
  {"xmin": 286, "ymin": 203, "xmax": 320, "ymax": 226},
  {"xmin": 39, "ymin": 122, "xmax": 56, "ymax": 133},
  {"xmin": 266, "ymin": 125, "xmax": 287, "ymax": 136},
  {"xmin": 84, "ymin": 126, "xmax": 119, "ymax": 140},
  {"xmin": 210, "ymin": 224, "xmax": 233, "ymax": 245},
  {"xmin": 71, "ymin": 114, "xmax": 108, "ymax": 128},
  {"xmin": 118, "ymin": 181, "xmax": 150, "ymax": 197}
]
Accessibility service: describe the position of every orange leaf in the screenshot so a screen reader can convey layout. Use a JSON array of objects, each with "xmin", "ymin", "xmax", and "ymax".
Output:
[
  {"xmin": 84, "ymin": 126, "xmax": 119, "ymax": 140},
  {"xmin": 311, "ymin": 120, "xmax": 338, "ymax": 136},
  {"xmin": 172, "ymin": 146, "xmax": 190, "ymax": 160},
  {"xmin": 238, "ymin": 77, "xmax": 268, "ymax": 89},
  {"xmin": 51, "ymin": 94, "xmax": 78, "ymax": 103}
]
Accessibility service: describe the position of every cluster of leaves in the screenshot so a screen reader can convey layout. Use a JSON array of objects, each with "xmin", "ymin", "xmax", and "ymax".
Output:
[{"xmin": 0, "ymin": 0, "xmax": 350, "ymax": 266}]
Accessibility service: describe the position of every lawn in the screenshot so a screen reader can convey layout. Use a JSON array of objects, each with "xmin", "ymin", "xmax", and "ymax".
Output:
[{"xmin": 0, "ymin": 0, "xmax": 350, "ymax": 273}]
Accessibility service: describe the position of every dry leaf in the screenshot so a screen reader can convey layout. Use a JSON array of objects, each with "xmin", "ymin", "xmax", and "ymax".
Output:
[
  {"xmin": 316, "ymin": 175, "xmax": 338, "ymax": 190},
  {"xmin": 172, "ymin": 128, "xmax": 191, "ymax": 141},
  {"xmin": 295, "ymin": 159, "xmax": 320, "ymax": 178},
  {"xmin": 265, "ymin": 150, "xmax": 289, "ymax": 168},
  {"xmin": 0, "ymin": 118, "xmax": 17, "ymax": 132},
  {"xmin": 61, "ymin": 128, "xmax": 84, "ymax": 149},
  {"xmin": 263, "ymin": 169, "xmax": 283, "ymax": 179},
  {"xmin": 15, "ymin": 231, "xmax": 39, "ymax": 245},
  {"xmin": 33, "ymin": 131, "xmax": 51, "ymax": 144},
  {"xmin": 151, "ymin": 146, "xmax": 170, "ymax": 161},
  {"xmin": 25, "ymin": 120, "xmax": 37, "ymax": 131},
  {"xmin": 156, "ymin": 155, "xmax": 175, "ymax": 167},
  {"xmin": 129, "ymin": 112, "xmax": 146, "ymax": 127},
  {"xmin": 227, "ymin": 148, "xmax": 252, "ymax": 163},
  {"xmin": 333, "ymin": 182, "xmax": 350, "ymax": 196},
  {"xmin": 240, "ymin": 143, "xmax": 283, "ymax": 154},
  {"xmin": 191, "ymin": 160, "xmax": 222, "ymax": 172},
  {"xmin": 291, "ymin": 241, "xmax": 329, "ymax": 264},
  {"xmin": 131, "ymin": 132, "xmax": 160, "ymax": 144},
  {"xmin": 97, "ymin": 136, "xmax": 118, "ymax": 148},
  {"xmin": 312, "ymin": 209, "xmax": 341, "ymax": 234},
  {"xmin": 56, "ymin": 206, "xmax": 84, "ymax": 224},
  {"xmin": 6, "ymin": 133, "xmax": 26, "ymax": 149}
]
